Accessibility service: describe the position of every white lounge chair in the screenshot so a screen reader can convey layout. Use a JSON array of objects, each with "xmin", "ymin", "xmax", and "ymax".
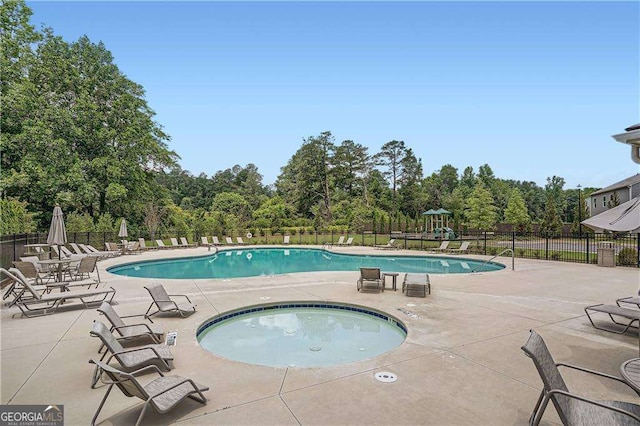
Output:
[
  {"xmin": 448, "ymin": 241, "xmax": 470, "ymax": 254},
  {"xmin": 337, "ymin": 237, "xmax": 354, "ymax": 246},
  {"xmin": 155, "ymin": 239, "xmax": 170, "ymax": 250},
  {"xmin": 283, "ymin": 235, "xmax": 290, "ymax": 244},
  {"xmin": 179, "ymin": 237, "xmax": 195, "ymax": 248},
  {"xmin": 374, "ymin": 239, "xmax": 398, "ymax": 250},
  {"xmin": 429, "ymin": 240, "xmax": 450, "ymax": 253},
  {"xmin": 170, "ymin": 238, "xmax": 184, "ymax": 249}
]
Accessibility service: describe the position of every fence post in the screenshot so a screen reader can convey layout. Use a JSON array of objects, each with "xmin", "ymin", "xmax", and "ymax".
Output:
[
  {"xmin": 512, "ymin": 231, "xmax": 515, "ymax": 254},
  {"xmin": 585, "ymin": 234, "xmax": 590, "ymax": 264},
  {"xmin": 545, "ymin": 235, "xmax": 549, "ymax": 260},
  {"xmin": 13, "ymin": 233, "xmax": 17, "ymax": 263},
  {"xmin": 483, "ymin": 231, "xmax": 487, "ymax": 255},
  {"xmin": 404, "ymin": 234, "xmax": 407, "ymax": 250}
]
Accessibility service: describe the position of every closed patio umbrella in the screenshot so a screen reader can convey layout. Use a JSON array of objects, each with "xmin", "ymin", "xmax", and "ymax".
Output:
[
  {"xmin": 118, "ymin": 218, "xmax": 128, "ymax": 239},
  {"xmin": 118, "ymin": 218, "xmax": 128, "ymax": 254},
  {"xmin": 47, "ymin": 205, "xmax": 67, "ymax": 260}
]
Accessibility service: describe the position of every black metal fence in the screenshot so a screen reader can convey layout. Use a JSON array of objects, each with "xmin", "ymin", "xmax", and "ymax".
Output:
[{"xmin": 1, "ymin": 229, "xmax": 638, "ymax": 271}]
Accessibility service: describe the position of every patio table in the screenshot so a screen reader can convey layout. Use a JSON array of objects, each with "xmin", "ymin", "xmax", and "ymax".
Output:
[
  {"xmin": 38, "ymin": 258, "xmax": 73, "ymax": 282},
  {"xmin": 382, "ymin": 272, "xmax": 399, "ymax": 291},
  {"xmin": 620, "ymin": 358, "xmax": 640, "ymax": 394}
]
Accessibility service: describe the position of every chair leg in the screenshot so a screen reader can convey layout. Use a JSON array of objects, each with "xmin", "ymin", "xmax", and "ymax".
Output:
[
  {"xmin": 91, "ymin": 364, "xmax": 103, "ymax": 388},
  {"xmin": 144, "ymin": 304, "xmax": 158, "ymax": 323},
  {"xmin": 528, "ymin": 390, "xmax": 545, "ymax": 425},
  {"xmin": 91, "ymin": 384, "xmax": 114, "ymax": 426},
  {"xmin": 135, "ymin": 400, "xmax": 152, "ymax": 426},
  {"xmin": 531, "ymin": 393, "xmax": 551, "ymax": 426}
]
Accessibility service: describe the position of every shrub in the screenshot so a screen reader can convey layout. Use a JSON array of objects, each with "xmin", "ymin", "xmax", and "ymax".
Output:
[
  {"xmin": 550, "ymin": 251, "xmax": 560, "ymax": 261},
  {"xmin": 618, "ymin": 248, "xmax": 638, "ymax": 267}
]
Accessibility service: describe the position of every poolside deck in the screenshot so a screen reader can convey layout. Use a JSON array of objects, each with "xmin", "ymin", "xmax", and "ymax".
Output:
[{"xmin": 1, "ymin": 246, "xmax": 638, "ymax": 425}]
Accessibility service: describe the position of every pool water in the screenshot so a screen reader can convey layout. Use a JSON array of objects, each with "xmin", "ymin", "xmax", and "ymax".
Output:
[
  {"xmin": 197, "ymin": 303, "xmax": 407, "ymax": 368},
  {"xmin": 108, "ymin": 248, "xmax": 504, "ymax": 279}
]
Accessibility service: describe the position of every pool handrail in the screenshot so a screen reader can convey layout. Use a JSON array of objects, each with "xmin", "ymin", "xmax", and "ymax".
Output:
[{"xmin": 472, "ymin": 249, "xmax": 514, "ymax": 272}]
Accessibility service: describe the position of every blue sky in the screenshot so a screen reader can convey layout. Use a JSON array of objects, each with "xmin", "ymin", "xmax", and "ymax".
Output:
[{"xmin": 28, "ymin": 1, "xmax": 640, "ymax": 188}]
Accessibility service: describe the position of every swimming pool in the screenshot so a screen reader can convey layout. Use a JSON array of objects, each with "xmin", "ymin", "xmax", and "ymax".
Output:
[
  {"xmin": 107, "ymin": 247, "xmax": 504, "ymax": 279},
  {"xmin": 197, "ymin": 302, "xmax": 407, "ymax": 368}
]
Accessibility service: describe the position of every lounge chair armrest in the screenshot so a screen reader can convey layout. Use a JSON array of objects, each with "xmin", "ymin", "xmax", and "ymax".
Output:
[
  {"xmin": 556, "ymin": 363, "xmax": 629, "ymax": 385},
  {"xmin": 112, "ymin": 346, "xmax": 164, "ymax": 359},
  {"xmin": 119, "ymin": 313, "xmax": 148, "ymax": 319},
  {"xmin": 168, "ymin": 294, "xmax": 192, "ymax": 303},
  {"xmin": 546, "ymin": 389, "xmax": 640, "ymax": 422},
  {"xmin": 128, "ymin": 364, "xmax": 165, "ymax": 377},
  {"xmin": 112, "ymin": 323, "xmax": 156, "ymax": 334},
  {"xmin": 154, "ymin": 299, "xmax": 181, "ymax": 310}
]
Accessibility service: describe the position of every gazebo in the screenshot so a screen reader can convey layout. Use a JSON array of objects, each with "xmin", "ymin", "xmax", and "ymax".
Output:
[{"xmin": 422, "ymin": 208, "xmax": 452, "ymax": 235}]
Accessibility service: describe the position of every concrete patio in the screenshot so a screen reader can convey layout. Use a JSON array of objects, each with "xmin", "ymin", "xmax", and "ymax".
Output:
[{"xmin": 1, "ymin": 246, "xmax": 638, "ymax": 425}]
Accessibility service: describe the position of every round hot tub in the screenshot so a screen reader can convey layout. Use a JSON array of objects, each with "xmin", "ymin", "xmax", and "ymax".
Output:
[{"xmin": 197, "ymin": 302, "xmax": 407, "ymax": 368}]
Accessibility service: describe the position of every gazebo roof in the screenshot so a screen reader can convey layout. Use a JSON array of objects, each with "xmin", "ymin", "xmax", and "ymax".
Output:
[{"xmin": 422, "ymin": 208, "xmax": 451, "ymax": 215}]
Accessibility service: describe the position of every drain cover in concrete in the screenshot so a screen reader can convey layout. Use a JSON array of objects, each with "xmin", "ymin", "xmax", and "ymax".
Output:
[{"xmin": 375, "ymin": 372, "xmax": 397, "ymax": 383}]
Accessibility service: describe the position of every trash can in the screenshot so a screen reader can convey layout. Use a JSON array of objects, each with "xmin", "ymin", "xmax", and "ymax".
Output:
[{"xmin": 597, "ymin": 241, "xmax": 616, "ymax": 267}]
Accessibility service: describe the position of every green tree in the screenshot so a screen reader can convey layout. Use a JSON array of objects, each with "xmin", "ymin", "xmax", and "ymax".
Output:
[
  {"xmin": 333, "ymin": 140, "xmax": 370, "ymax": 197},
  {"xmin": 570, "ymin": 198, "xmax": 591, "ymax": 236},
  {"xmin": 0, "ymin": 0, "xmax": 41, "ymax": 98},
  {"xmin": 276, "ymin": 131, "xmax": 335, "ymax": 221},
  {"xmin": 66, "ymin": 212, "xmax": 95, "ymax": 232},
  {"xmin": 252, "ymin": 197, "xmax": 292, "ymax": 230},
  {"xmin": 0, "ymin": 197, "xmax": 36, "ymax": 233},
  {"xmin": 211, "ymin": 192, "xmax": 251, "ymax": 225},
  {"xmin": 95, "ymin": 213, "xmax": 115, "ymax": 232},
  {"xmin": 398, "ymin": 148, "xmax": 424, "ymax": 217},
  {"xmin": 539, "ymin": 192, "xmax": 563, "ymax": 237},
  {"xmin": 544, "ymin": 176, "xmax": 567, "ymax": 221},
  {"xmin": 374, "ymin": 140, "xmax": 406, "ymax": 208},
  {"xmin": 608, "ymin": 192, "xmax": 621, "ymax": 208},
  {"xmin": 464, "ymin": 183, "xmax": 498, "ymax": 230},
  {"xmin": 1, "ymin": 30, "xmax": 178, "ymax": 228},
  {"xmin": 459, "ymin": 166, "xmax": 476, "ymax": 189},
  {"xmin": 504, "ymin": 188, "xmax": 531, "ymax": 233}
]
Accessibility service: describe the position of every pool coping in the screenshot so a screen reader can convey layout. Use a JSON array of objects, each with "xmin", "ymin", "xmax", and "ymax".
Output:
[{"xmin": 107, "ymin": 245, "xmax": 506, "ymax": 279}]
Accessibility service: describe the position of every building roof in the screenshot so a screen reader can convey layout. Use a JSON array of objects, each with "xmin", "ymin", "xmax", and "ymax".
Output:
[{"xmin": 589, "ymin": 173, "xmax": 640, "ymax": 196}]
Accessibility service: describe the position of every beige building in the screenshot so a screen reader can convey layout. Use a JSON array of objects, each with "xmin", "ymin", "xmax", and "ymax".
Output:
[{"xmin": 585, "ymin": 173, "xmax": 640, "ymax": 216}]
